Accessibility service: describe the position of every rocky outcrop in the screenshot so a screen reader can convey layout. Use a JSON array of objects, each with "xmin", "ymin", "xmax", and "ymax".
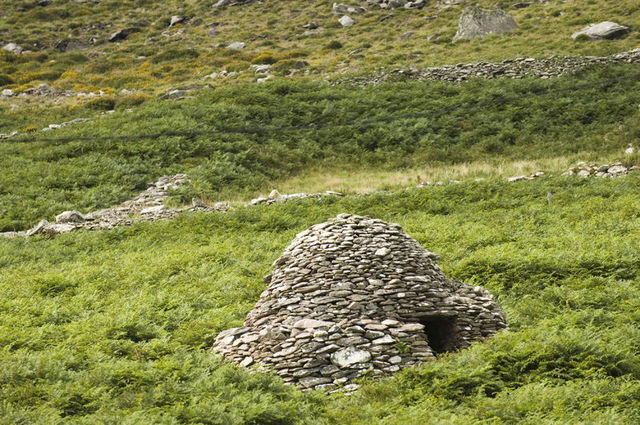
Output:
[
  {"xmin": 339, "ymin": 16, "xmax": 356, "ymax": 27},
  {"xmin": 213, "ymin": 214, "xmax": 507, "ymax": 392},
  {"xmin": 452, "ymin": 6, "xmax": 518, "ymax": 42},
  {"xmin": 336, "ymin": 48, "xmax": 640, "ymax": 85},
  {"xmin": 108, "ymin": 28, "xmax": 140, "ymax": 42},
  {"xmin": 571, "ymin": 22, "xmax": 630, "ymax": 41}
]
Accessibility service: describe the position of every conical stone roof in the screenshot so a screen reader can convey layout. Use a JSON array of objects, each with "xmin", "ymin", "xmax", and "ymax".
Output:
[{"xmin": 213, "ymin": 214, "xmax": 506, "ymax": 391}]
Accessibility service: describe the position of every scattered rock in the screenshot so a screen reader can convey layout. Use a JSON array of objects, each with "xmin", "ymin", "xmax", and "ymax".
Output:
[
  {"xmin": 26, "ymin": 220, "xmax": 76, "ymax": 237},
  {"xmin": 249, "ymin": 191, "xmax": 343, "ymax": 206},
  {"xmin": 227, "ymin": 41, "xmax": 246, "ymax": 50},
  {"xmin": 22, "ymin": 84, "xmax": 74, "ymax": 98},
  {"xmin": 366, "ymin": 0, "xmax": 426, "ymax": 10},
  {"xmin": 571, "ymin": 22, "xmax": 630, "ymax": 41},
  {"xmin": 333, "ymin": 3, "xmax": 366, "ymax": 15},
  {"xmin": 108, "ymin": 28, "xmax": 139, "ymax": 42},
  {"xmin": 257, "ymin": 75, "xmax": 274, "ymax": 84},
  {"xmin": 452, "ymin": 6, "xmax": 518, "ymax": 42},
  {"xmin": 169, "ymin": 15, "xmax": 186, "ymax": 26},
  {"xmin": 507, "ymin": 171, "xmax": 544, "ymax": 182},
  {"xmin": 1, "ymin": 89, "xmax": 14, "ymax": 97},
  {"xmin": 339, "ymin": 15, "xmax": 355, "ymax": 27},
  {"xmin": 563, "ymin": 161, "xmax": 637, "ymax": 178},
  {"xmin": 55, "ymin": 210, "xmax": 86, "ymax": 224},
  {"xmin": 159, "ymin": 89, "xmax": 192, "ymax": 100},
  {"xmin": 213, "ymin": 214, "xmax": 507, "ymax": 391},
  {"xmin": 251, "ymin": 64, "xmax": 272, "ymax": 73},
  {"xmin": 2, "ymin": 43, "xmax": 24, "ymax": 54}
]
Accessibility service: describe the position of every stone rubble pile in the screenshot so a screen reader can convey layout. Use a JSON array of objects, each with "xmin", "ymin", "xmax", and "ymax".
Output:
[
  {"xmin": 250, "ymin": 189, "xmax": 344, "ymax": 206},
  {"xmin": 0, "ymin": 174, "xmax": 221, "ymax": 238},
  {"xmin": 0, "ymin": 178, "xmax": 345, "ymax": 238},
  {"xmin": 452, "ymin": 6, "xmax": 519, "ymax": 42},
  {"xmin": 213, "ymin": 214, "xmax": 507, "ymax": 392},
  {"xmin": 337, "ymin": 48, "xmax": 640, "ymax": 85},
  {"xmin": 562, "ymin": 161, "xmax": 638, "ymax": 178},
  {"xmin": 4, "ymin": 158, "xmax": 637, "ymax": 238},
  {"xmin": 571, "ymin": 22, "xmax": 630, "ymax": 41},
  {"xmin": 507, "ymin": 171, "xmax": 545, "ymax": 182}
]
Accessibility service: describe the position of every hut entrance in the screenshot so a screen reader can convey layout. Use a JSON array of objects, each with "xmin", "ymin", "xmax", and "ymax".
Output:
[{"xmin": 419, "ymin": 315, "xmax": 459, "ymax": 354}]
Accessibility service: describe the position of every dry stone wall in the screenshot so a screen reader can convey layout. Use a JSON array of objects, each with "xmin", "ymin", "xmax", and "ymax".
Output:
[
  {"xmin": 213, "ymin": 214, "xmax": 507, "ymax": 391},
  {"xmin": 338, "ymin": 48, "xmax": 640, "ymax": 85}
]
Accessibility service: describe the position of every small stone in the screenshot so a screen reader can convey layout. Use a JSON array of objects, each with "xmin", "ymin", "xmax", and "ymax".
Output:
[
  {"xmin": 399, "ymin": 323, "xmax": 425, "ymax": 332},
  {"xmin": 170, "ymin": 15, "xmax": 186, "ymax": 26},
  {"xmin": 141, "ymin": 205, "xmax": 167, "ymax": 214},
  {"xmin": 227, "ymin": 41, "xmax": 246, "ymax": 50},
  {"xmin": 331, "ymin": 347, "xmax": 371, "ymax": 368},
  {"xmin": 2, "ymin": 43, "xmax": 24, "ymax": 54},
  {"xmin": 339, "ymin": 16, "xmax": 355, "ymax": 27},
  {"xmin": 389, "ymin": 356, "xmax": 402, "ymax": 364},
  {"xmin": 239, "ymin": 356, "xmax": 253, "ymax": 367},
  {"xmin": 375, "ymin": 247, "xmax": 391, "ymax": 257},
  {"xmin": 372, "ymin": 335, "xmax": 395, "ymax": 344}
]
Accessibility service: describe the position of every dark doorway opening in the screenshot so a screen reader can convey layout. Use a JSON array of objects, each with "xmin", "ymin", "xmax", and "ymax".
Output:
[{"xmin": 419, "ymin": 315, "xmax": 459, "ymax": 354}]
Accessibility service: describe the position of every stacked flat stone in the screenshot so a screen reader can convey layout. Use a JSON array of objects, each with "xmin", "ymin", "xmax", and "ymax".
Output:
[
  {"xmin": 337, "ymin": 48, "xmax": 640, "ymax": 86},
  {"xmin": 213, "ymin": 214, "xmax": 506, "ymax": 391}
]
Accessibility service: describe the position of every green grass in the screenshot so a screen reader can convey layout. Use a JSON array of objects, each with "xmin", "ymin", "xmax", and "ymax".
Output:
[
  {"xmin": 1, "ymin": 64, "xmax": 639, "ymax": 231},
  {"xmin": 1, "ymin": 176, "xmax": 639, "ymax": 423}
]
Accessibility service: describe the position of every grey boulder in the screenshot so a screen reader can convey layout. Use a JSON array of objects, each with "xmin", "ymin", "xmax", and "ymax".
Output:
[
  {"xmin": 452, "ymin": 6, "xmax": 518, "ymax": 42},
  {"xmin": 2, "ymin": 43, "xmax": 24, "ymax": 54},
  {"xmin": 571, "ymin": 22, "xmax": 630, "ymax": 41},
  {"xmin": 339, "ymin": 15, "xmax": 355, "ymax": 27}
]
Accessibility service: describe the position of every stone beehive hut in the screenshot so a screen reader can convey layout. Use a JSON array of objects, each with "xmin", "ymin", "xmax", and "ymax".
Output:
[{"xmin": 213, "ymin": 214, "xmax": 506, "ymax": 391}]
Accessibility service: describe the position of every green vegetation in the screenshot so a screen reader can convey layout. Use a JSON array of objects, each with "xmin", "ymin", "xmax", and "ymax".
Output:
[
  {"xmin": 1, "ymin": 176, "xmax": 639, "ymax": 423},
  {"xmin": 1, "ymin": 64, "xmax": 639, "ymax": 231}
]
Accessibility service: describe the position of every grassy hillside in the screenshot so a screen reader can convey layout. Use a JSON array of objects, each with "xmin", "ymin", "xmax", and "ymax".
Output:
[
  {"xmin": 0, "ymin": 0, "xmax": 638, "ymax": 98},
  {"xmin": 1, "ymin": 176, "xmax": 639, "ymax": 423},
  {"xmin": 2, "ymin": 63, "xmax": 640, "ymax": 231}
]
